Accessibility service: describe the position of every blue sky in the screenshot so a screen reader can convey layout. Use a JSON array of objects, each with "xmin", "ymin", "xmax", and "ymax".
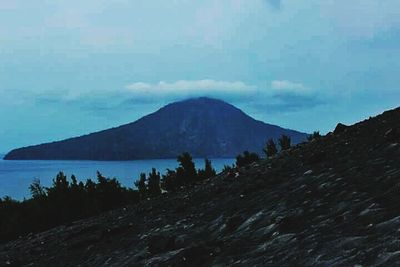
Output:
[{"xmin": 1, "ymin": 0, "xmax": 399, "ymax": 152}]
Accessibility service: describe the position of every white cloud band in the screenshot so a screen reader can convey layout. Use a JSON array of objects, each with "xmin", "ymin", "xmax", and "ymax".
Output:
[
  {"xmin": 270, "ymin": 80, "xmax": 312, "ymax": 95},
  {"xmin": 125, "ymin": 79, "xmax": 257, "ymax": 99}
]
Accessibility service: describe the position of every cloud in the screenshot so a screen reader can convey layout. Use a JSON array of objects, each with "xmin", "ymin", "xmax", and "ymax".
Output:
[
  {"xmin": 271, "ymin": 80, "xmax": 309, "ymax": 93},
  {"xmin": 126, "ymin": 79, "xmax": 255, "ymax": 92},
  {"xmin": 125, "ymin": 79, "xmax": 257, "ymax": 100},
  {"xmin": 19, "ymin": 79, "xmax": 255, "ymax": 106},
  {"xmin": 122, "ymin": 79, "xmax": 324, "ymax": 113},
  {"xmin": 258, "ymin": 80, "xmax": 325, "ymax": 112},
  {"xmin": 18, "ymin": 78, "xmax": 324, "ymax": 116}
]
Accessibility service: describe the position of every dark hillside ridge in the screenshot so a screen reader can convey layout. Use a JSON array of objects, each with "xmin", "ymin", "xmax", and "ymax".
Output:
[
  {"xmin": 1, "ymin": 106, "xmax": 399, "ymax": 266},
  {"xmin": 4, "ymin": 97, "xmax": 307, "ymax": 160}
]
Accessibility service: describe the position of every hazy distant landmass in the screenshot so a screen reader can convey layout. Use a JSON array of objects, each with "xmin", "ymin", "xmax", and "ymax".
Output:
[{"xmin": 4, "ymin": 97, "xmax": 307, "ymax": 160}]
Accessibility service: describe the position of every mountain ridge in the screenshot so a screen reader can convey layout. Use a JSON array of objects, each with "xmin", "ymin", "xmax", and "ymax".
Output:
[{"xmin": 4, "ymin": 97, "xmax": 307, "ymax": 160}]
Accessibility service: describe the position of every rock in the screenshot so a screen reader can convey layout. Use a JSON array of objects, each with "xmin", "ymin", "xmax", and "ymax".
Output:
[
  {"xmin": 175, "ymin": 204, "xmax": 186, "ymax": 213},
  {"xmin": 170, "ymin": 245, "xmax": 213, "ymax": 266},
  {"xmin": 237, "ymin": 211, "xmax": 265, "ymax": 232},
  {"xmin": 305, "ymin": 151, "xmax": 326, "ymax": 164},
  {"xmin": 278, "ymin": 215, "xmax": 306, "ymax": 233},
  {"xmin": 148, "ymin": 235, "xmax": 176, "ymax": 254},
  {"xmin": 376, "ymin": 216, "xmax": 400, "ymax": 232},
  {"xmin": 225, "ymin": 215, "xmax": 244, "ymax": 232},
  {"xmin": 384, "ymin": 128, "xmax": 399, "ymax": 141},
  {"xmin": 334, "ymin": 123, "xmax": 348, "ymax": 134},
  {"xmin": 383, "ymin": 143, "xmax": 400, "ymax": 156},
  {"xmin": 174, "ymin": 235, "xmax": 188, "ymax": 248},
  {"xmin": 304, "ymin": 170, "xmax": 313, "ymax": 175}
]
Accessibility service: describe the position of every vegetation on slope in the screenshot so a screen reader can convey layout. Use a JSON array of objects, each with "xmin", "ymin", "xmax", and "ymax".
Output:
[
  {"xmin": 0, "ymin": 133, "xmax": 295, "ymax": 242},
  {"xmin": 0, "ymin": 154, "xmax": 217, "ymax": 241}
]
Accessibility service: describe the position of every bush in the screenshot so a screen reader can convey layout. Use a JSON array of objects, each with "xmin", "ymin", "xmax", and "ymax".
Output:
[
  {"xmin": 161, "ymin": 169, "xmax": 178, "ymax": 192},
  {"xmin": 134, "ymin": 173, "xmax": 147, "ymax": 200},
  {"xmin": 222, "ymin": 164, "xmax": 235, "ymax": 173},
  {"xmin": 29, "ymin": 178, "xmax": 47, "ymax": 200},
  {"xmin": 0, "ymin": 172, "xmax": 139, "ymax": 241},
  {"xmin": 264, "ymin": 139, "xmax": 278, "ymax": 158},
  {"xmin": 147, "ymin": 168, "xmax": 161, "ymax": 197},
  {"xmin": 198, "ymin": 158, "xmax": 216, "ymax": 180},
  {"xmin": 279, "ymin": 135, "xmax": 291, "ymax": 151},
  {"xmin": 1, "ymin": 152, "xmax": 218, "ymax": 241},
  {"xmin": 161, "ymin": 153, "xmax": 219, "ymax": 191},
  {"xmin": 176, "ymin": 152, "xmax": 197, "ymax": 184},
  {"xmin": 236, "ymin": 151, "xmax": 260, "ymax": 168},
  {"xmin": 161, "ymin": 152, "xmax": 198, "ymax": 191},
  {"xmin": 307, "ymin": 131, "xmax": 321, "ymax": 141}
]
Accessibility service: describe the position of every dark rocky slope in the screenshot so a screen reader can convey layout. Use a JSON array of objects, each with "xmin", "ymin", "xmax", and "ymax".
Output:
[
  {"xmin": 4, "ymin": 97, "xmax": 306, "ymax": 160},
  {"xmin": 1, "ymin": 107, "xmax": 400, "ymax": 266}
]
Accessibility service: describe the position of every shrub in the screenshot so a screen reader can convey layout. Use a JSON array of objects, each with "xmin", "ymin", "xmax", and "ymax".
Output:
[
  {"xmin": 177, "ymin": 152, "xmax": 197, "ymax": 184},
  {"xmin": 236, "ymin": 151, "xmax": 260, "ymax": 168},
  {"xmin": 161, "ymin": 153, "xmax": 219, "ymax": 191},
  {"xmin": 134, "ymin": 173, "xmax": 147, "ymax": 200},
  {"xmin": 0, "ymin": 172, "xmax": 139, "ymax": 242},
  {"xmin": 307, "ymin": 131, "xmax": 321, "ymax": 141},
  {"xmin": 279, "ymin": 135, "xmax": 291, "ymax": 151},
  {"xmin": 264, "ymin": 139, "xmax": 278, "ymax": 158},
  {"xmin": 147, "ymin": 168, "xmax": 161, "ymax": 197},
  {"xmin": 0, "ymin": 153, "xmax": 217, "ymax": 241},
  {"xmin": 198, "ymin": 158, "xmax": 216, "ymax": 180},
  {"xmin": 222, "ymin": 164, "xmax": 235, "ymax": 173},
  {"xmin": 29, "ymin": 178, "xmax": 47, "ymax": 200},
  {"xmin": 161, "ymin": 169, "xmax": 178, "ymax": 192}
]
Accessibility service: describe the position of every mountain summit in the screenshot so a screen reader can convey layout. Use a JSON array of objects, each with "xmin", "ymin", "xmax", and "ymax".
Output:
[{"xmin": 4, "ymin": 97, "xmax": 307, "ymax": 160}]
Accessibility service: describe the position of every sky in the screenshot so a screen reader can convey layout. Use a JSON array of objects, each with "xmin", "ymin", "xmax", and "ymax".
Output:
[{"xmin": 1, "ymin": 0, "xmax": 399, "ymax": 152}]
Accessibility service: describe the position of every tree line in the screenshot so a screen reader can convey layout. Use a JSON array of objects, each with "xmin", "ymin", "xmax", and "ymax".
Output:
[
  {"xmin": 0, "ymin": 132, "xmax": 320, "ymax": 241},
  {"xmin": 0, "ymin": 155, "xmax": 216, "ymax": 241},
  {"xmin": 236, "ymin": 132, "xmax": 320, "ymax": 167}
]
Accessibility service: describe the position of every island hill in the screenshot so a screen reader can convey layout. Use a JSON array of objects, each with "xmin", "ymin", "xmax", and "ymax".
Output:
[{"xmin": 4, "ymin": 97, "xmax": 307, "ymax": 161}]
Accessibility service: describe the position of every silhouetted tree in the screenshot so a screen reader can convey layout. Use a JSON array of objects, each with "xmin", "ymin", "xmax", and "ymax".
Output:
[
  {"xmin": 0, "ymin": 171, "xmax": 141, "ymax": 242},
  {"xmin": 47, "ymin": 172, "xmax": 69, "ymax": 196},
  {"xmin": 135, "ymin": 173, "xmax": 147, "ymax": 200},
  {"xmin": 0, "ymin": 153, "xmax": 219, "ymax": 242},
  {"xmin": 29, "ymin": 179, "xmax": 47, "ymax": 200},
  {"xmin": 236, "ymin": 151, "xmax": 260, "ymax": 168},
  {"xmin": 222, "ymin": 164, "xmax": 235, "ymax": 173},
  {"xmin": 307, "ymin": 131, "xmax": 321, "ymax": 141},
  {"xmin": 264, "ymin": 138, "xmax": 278, "ymax": 158},
  {"xmin": 96, "ymin": 172, "xmax": 125, "ymax": 209},
  {"xmin": 85, "ymin": 179, "xmax": 96, "ymax": 195},
  {"xmin": 160, "ymin": 152, "xmax": 199, "ymax": 191},
  {"xmin": 177, "ymin": 152, "xmax": 197, "ymax": 184},
  {"xmin": 198, "ymin": 158, "xmax": 216, "ymax": 180},
  {"xmin": 161, "ymin": 169, "xmax": 177, "ymax": 192},
  {"xmin": 279, "ymin": 135, "xmax": 291, "ymax": 151},
  {"xmin": 147, "ymin": 168, "xmax": 161, "ymax": 197}
]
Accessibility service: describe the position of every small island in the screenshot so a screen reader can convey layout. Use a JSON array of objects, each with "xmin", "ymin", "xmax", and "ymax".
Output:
[{"xmin": 4, "ymin": 98, "xmax": 307, "ymax": 161}]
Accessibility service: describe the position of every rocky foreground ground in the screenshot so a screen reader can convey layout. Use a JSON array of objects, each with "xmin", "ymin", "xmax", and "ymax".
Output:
[{"xmin": 1, "ymin": 107, "xmax": 400, "ymax": 266}]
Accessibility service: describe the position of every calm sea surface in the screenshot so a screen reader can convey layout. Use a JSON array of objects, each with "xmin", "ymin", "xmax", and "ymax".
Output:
[{"xmin": 0, "ymin": 156, "xmax": 234, "ymax": 200}]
